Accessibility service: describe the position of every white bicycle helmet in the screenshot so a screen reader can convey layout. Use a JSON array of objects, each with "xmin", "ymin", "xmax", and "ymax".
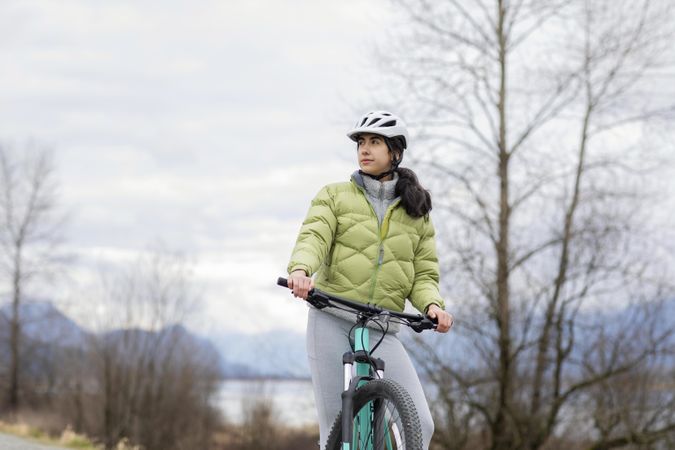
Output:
[{"xmin": 347, "ymin": 110, "xmax": 409, "ymax": 149}]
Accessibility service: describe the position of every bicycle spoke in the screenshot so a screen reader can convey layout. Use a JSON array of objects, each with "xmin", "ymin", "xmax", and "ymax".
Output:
[{"xmin": 352, "ymin": 398, "xmax": 406, "ymax": 449}]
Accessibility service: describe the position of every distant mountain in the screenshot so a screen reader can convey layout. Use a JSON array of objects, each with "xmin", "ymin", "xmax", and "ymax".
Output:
[
  {"xmin": 0, "ymin": 300, "xmax": 244, "ymax": 377},
  {"xmin": 0, "ymin": 300, "xmax": 90, "ymax": 377},
  {"xmin": 100, "ymin": 324, "xmax": 222, "ymax": 375},
  {"xmin": 0, "ymin": 300, "xmax": 90, "ymax": 348},
  {"xmin": 101, "ymin": 326, "xmax": 307, "ymax": 379},
  {"xmin": 398, "ymin": 297, "xmax": 675, "ymax": 378},
  {"xmin": 0, "ymin": 300, "xmax": 305, "ymax": 379},
  {"xmin": 212, "ymin": 329, "xmax": 309, "ymax": 378}
]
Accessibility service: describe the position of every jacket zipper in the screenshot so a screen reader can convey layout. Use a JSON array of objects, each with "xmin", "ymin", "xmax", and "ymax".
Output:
[
  {"xmin": 369, "ymin": 184, "xmax": 400, "ymax": 303},
  {"xmin": 367, "ymin": 204, "xmax": 399, "ymax": 303},
  {"xmin": 352, "ymin": 179, "xmax": 401, "ymax": 304}
]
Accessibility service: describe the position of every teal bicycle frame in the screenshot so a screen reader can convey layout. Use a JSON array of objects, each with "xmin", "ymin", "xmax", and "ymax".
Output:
[
  {"xmin": 342, "ymin": 326, "xmax": 393, "ymax": 450},
  {"xmin": 355, "ymin": 327, "xmax": 373, "ymax": 449}
]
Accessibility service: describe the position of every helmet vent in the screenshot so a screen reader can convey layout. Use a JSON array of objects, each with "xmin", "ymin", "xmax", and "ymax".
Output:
[
  {"xmin": 367, "ymin": 117, "xmax": 382, "ymax": 126},
  {"xmin": 380, "ymin": 120, "xmax": 397, "ymax": 127},
  {"xmin": 359, "ymin": 117, "xmax": 369, "ymax": 126}
]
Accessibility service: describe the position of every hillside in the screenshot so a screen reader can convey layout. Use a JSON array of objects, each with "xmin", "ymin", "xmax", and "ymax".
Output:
[{"xmin": 0, "ymin": 300, "xmax": 308, "ymax": 378}]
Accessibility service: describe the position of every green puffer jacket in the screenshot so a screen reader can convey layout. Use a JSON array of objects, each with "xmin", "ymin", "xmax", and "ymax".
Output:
[{"xmin": 287, "ymin": 172, "xmax": 444, "ymax": 314}]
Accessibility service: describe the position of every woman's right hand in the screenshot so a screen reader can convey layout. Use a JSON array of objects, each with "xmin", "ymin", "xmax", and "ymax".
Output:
[{"xmin": 287, "ymin": 269, "xmax": 314, "ymax": 300}]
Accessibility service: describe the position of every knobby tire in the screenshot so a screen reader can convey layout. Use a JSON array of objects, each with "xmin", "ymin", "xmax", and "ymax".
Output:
[{"xmin": 325, "ymin": 378, "xmax": 423, "ymax": 450}]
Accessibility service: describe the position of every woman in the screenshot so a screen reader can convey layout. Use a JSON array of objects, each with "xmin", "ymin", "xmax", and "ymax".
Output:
[{"xmin": 286, "ymin": 110, "xmax": 453, "ymax": 449}]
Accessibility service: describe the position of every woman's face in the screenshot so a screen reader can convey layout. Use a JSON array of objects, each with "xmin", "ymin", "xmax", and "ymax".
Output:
[{"xmin": 356, "ymin": 133, "xmax": 394, "ymax": 176}]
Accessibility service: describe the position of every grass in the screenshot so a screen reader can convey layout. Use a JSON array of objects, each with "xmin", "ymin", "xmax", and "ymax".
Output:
[
  {"xmin": 0, "ymin": 421, "xmax": 96, "ymax": 449},
  {"xmin": 0, "ymin": 421, "xmax": 140, "ymax": 450}
]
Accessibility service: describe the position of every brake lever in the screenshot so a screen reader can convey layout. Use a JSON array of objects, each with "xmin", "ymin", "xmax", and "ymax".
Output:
[
  {"xmin": 410, "ymin": 317, "xmax": 437, "ymax": 333},
  {"xmin": 306, "ymin": 289, "xmax": 330, "ymax": 309},
  {"xmin": 277, "ymin": 277, "xmax": 328, "ymax": 308}
]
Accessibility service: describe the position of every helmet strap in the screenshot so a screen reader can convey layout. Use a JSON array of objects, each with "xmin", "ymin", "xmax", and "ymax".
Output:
[
  {"xmin": 360, "ymin": 156, "xmax": 402, "ymax": 181},
  {"xmin": 359, "ymin": 169, "xmax": 397, "ymax": 181}
]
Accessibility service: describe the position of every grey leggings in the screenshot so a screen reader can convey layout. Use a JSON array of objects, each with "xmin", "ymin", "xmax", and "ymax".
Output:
[{"xmin": 306, "ymin": 307, "xmax": 434, "ymax": 449}]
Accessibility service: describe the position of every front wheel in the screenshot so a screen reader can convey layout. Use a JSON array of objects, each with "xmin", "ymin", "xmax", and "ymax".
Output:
[{"xmin": 325, "ymin": 378, "xmax": 423, "ymax": 450}]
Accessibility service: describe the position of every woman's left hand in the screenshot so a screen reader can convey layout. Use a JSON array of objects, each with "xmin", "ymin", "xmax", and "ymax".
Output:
[{"xmin": 426, "ymin": 304, "xmax": 454, "ymax": 333}]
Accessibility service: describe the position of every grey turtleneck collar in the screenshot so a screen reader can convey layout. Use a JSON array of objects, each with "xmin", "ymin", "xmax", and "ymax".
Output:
[
  {"xmin": 352, "ymin": 170, "xmax": 400, "ymax": 226},
  {"xmin": 362, "ymin": 171, "xmax": 399, "ymax": 201}
]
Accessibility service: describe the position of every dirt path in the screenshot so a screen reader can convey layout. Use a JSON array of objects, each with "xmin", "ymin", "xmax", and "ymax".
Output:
[{"xmin": 0, "ymin": 432, "xmax": 68, "ymax": 450}]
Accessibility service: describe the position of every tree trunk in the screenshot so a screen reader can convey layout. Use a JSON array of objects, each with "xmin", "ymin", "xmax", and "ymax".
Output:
[
  {"xmin": 492, "ymin": 1, "xmax": 514, "ymax": 448},
  {"xmin": 8, "ymin": 251, "xmax": 22, "ymax": 416}
]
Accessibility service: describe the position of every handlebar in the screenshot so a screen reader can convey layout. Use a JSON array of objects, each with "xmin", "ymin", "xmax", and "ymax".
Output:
[{"xmin": 277, "ymin": 277, "xmax": 437, "ymax": 333}]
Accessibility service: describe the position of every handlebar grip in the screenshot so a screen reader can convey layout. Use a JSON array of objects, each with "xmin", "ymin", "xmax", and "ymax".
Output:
[{"xmin": 277, "ymin": 277, "xmax": 289, "ymax": 288}]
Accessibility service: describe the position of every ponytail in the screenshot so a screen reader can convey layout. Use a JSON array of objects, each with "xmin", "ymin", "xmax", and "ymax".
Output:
[
  {"xmin": 395, "ymin": 167, "xmax": 432, "ymax": 218},
  {"xmin": 381, "ymin": 136, "xmax": 432, "ymax": 218}
]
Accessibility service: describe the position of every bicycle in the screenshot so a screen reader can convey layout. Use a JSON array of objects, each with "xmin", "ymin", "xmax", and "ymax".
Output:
[{"xmin": 277, "ymin": 277, "xmax": 437, "ymax": 450}]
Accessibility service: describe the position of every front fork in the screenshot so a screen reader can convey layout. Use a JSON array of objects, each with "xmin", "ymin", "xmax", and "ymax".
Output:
[{"xmin": 341, "ymin": 328, "xmax": 385, "ymax": 449}]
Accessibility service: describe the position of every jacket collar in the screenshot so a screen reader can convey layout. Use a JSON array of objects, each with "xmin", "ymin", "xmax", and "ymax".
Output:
[
  {"xmin": 351, "ymin": 170, "xmax": 366, "ymax": 189},
  {"xmin": 351, "ymin": 170, "xmax": 399, "ymax": 191}
]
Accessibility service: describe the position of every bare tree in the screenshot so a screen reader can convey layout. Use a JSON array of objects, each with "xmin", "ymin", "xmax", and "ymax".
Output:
[
  {"xmin": 373, "ymin": 1, "xmax": 675, "ymax": 449},
  {"xmin": 71, "ymin": 248, "xmax": 222, "ymax": 450},
  {"xmin": 0, "ymin": 144, "xmax": 65, "ymax": 416},
  {"xmin": 580, "ymin": 305, "xmax": 675, "ymax": 450}
]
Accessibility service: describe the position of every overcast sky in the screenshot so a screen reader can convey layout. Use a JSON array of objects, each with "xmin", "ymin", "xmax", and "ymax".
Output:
[
  {"xmin": 2, "ymin": 1, "xmax": 673, "ymax": 338},
  {"xmin": 0, "ymin": 0, "xmax": 401, "ymax": 335}
]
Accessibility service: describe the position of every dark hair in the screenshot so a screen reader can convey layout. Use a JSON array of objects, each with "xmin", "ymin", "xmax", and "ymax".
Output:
[
  {"xmin": 385, "ymin": 137, "xmax": 432, "ymax": 218},
  {"xmin": 396, "ymin": 168, "xmax": 432, "ymax": 218}
]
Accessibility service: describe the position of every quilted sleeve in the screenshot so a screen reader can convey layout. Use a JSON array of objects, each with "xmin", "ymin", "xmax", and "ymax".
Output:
[
  {"xmin": 408, "ymin": 216, "xmax": 445, "ymax": 313},
  {"xmin": 287, "ymin": 186, "xmax": 338, "ymax": 276}
]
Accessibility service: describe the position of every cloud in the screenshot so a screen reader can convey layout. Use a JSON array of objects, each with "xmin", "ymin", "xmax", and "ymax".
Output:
[
  {"xmin": 50, "ymin": 157, "xmax": 355, "ymax": 333},
  {"xmin": 0, "ymin": 0, "xmax": 391, "ymax": 334}
]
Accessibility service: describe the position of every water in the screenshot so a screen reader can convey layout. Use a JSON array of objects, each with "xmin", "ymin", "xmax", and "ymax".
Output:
[{"xmin": 218, "ymin": 378, "xmax": 317, "ymax": 427}]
